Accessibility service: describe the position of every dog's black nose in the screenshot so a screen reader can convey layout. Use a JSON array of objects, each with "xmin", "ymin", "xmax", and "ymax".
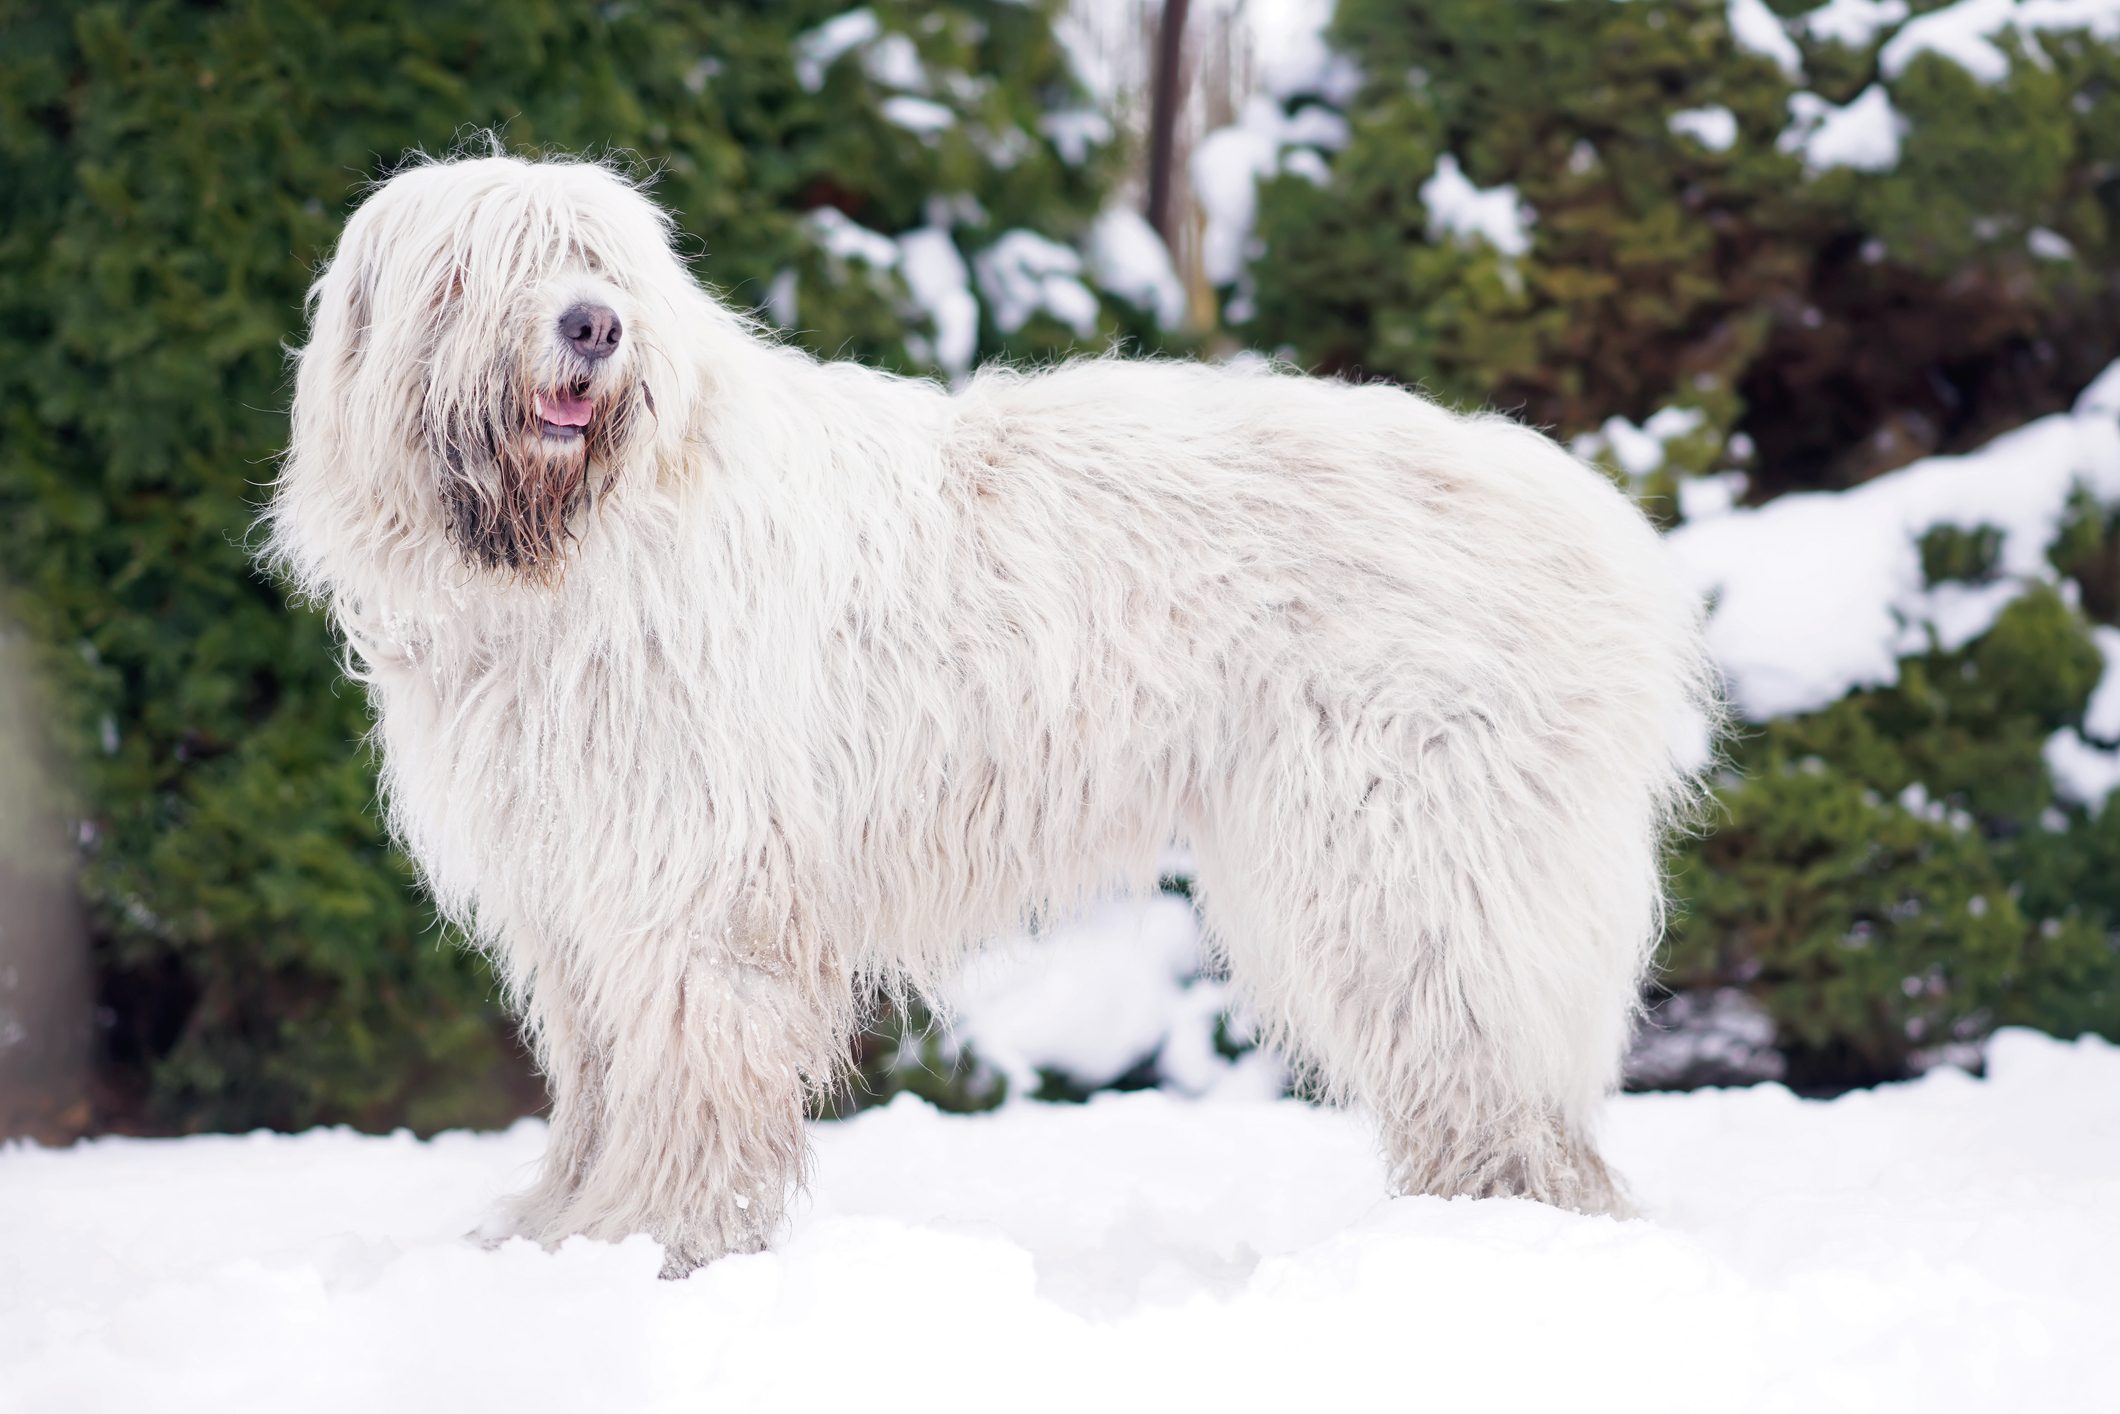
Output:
[{"xmin": 559, "ymin": 303, "xmax": 622, "ymax": 360}]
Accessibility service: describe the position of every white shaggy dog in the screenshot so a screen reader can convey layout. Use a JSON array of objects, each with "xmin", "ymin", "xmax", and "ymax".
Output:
[{"xmin": 267, "ymin": 153, "xmax": 1715, "ymax": 1275}]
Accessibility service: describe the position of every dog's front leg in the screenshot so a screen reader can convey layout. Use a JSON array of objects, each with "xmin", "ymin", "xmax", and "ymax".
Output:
[
  {"xmin": 489, "ymin": 954, "xmax": 608, "ymax": 1246},
  {"xmin": 528, "ymin": 942, "xmax": 840, "ymax": 1277}
]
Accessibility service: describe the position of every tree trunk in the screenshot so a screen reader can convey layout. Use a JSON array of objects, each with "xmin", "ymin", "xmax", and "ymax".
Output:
[{"xmin": 1145, "ymin": 0, "xmax": 1191, "ymax": 244}]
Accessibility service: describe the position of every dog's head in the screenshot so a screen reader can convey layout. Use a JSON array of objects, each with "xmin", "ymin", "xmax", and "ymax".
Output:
[{"xmin": 277, "ymin": 152, "xmax": 704, "ymax": 590}]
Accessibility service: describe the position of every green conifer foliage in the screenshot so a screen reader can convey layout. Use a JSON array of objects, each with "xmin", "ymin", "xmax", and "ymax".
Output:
[
  {"xmin": 1666, "ymin": 588, "xmax": 2120, "ymax": 1086},
  {"xmin": 1243, "ymin": 0, "xmax": 2119, "ymax": 495}
]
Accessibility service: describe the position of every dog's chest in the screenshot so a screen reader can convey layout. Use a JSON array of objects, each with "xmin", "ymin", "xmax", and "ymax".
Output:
[{"xmin": 368, "ymin": 629, "xmax": 756, "ymax": 939}]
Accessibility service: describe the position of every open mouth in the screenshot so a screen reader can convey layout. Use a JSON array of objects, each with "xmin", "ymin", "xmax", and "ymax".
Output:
[{"xmin": 534, "ymin": 385, "xmax": 595, "ymax": 442}]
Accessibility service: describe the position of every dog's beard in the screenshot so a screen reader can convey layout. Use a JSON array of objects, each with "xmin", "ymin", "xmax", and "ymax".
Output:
[{"xmin": 431, "ymin": 381, "xmax": 641, "ymax": 577}]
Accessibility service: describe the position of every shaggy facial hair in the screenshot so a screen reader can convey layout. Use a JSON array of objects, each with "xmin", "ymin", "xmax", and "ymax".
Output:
[{"xmin": 429, "ymin": 375, "xmax": 643, "ymax": 576}]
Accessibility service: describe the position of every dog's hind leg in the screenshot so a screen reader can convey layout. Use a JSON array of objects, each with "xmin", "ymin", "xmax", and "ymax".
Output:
[{"xmin": 1190, "ymin": 714, "xmax": 1667, "ymax": 1217}]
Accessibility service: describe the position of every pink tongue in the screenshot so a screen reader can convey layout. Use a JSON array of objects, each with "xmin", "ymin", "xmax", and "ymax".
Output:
[{"xmin": 536, "ymin": 393, "xmax": 593, "ymax": 427}]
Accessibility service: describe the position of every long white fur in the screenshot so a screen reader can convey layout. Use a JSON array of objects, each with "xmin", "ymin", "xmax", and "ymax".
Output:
[{"xmin": 266, "ymin": 152, "xmax": 1718, "ymax": 1275}]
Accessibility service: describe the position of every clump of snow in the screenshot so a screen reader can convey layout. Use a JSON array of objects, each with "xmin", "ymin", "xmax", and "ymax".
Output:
[
  {"xmin": 1192, "ymin": 95, "xmax": 1351, "ymax": 285},
  {"xmin": 794, "ymin": 8, "xmax": 881, "ymax": 92},
  {"xmin": 1899, "ymin": 780, "xmax": 1975, "ymax": 831},
  {"xmin": 1039, "ymin": 108, "xmax": 1113, "ymax": 167},
  {"xmin": 1678, "ymin": 470, "xmax": 1751, "ymax": 522},
  {"xmin": 1669, "ymin": 105, "xmax": 1740, "ymax": 152},
  {"xmin": 1087, "ymin": 206, "xmax": 1187, "ymax": 329},
  {"xmin": 972, "ymin": 123, "xmax": 1035, "ymax": 170},
  {"xmin": 1576, "ymin": 406, "xmax": 1708, "ymax": 479},
  {"xmin": 1277, "ymin": 147, "xmax": 1329, "ymax": 186},
  {"xmin": 2081, "ymin": 359, "xmax": 2120, "ymax": 417},
  {"xmin": 2027, "ymin": 0, "xmax": 2120, "ymax": 38},
  {"xmin": 2045, "ymin": 728, "xmax": 2120, "ymax": 809},
  {"xmin": 948, "ymin": 894, "xmax": 1273, "ymax": 1099},
  {"xmin": 881, "ymin": 95, "xmax": 956, "ymax": 136},
  {"xmin": 1192, "ymin": 111, "xmax": 1278, "ymax": 287},
  {"xmin": 1800, "ymin": 0, "xmax": 1911, "ymax": 48},
  {"xmin": 896, "ymin": 227, "xmax": 979, "ymax": 378},
  {"xmin": 862, "ymin": 30, "xmax": 927, "ymax": 91},
  {"xmin": 2086, "ymin": 625, "xmax": 2120, "ymax": 739},
  {"xmin": 1419, "ymin": 154, "xmax": 1534, "ymax": 258},
  {"xmin": 804, "ymin": 207, "xmax": 900, "ymax": 269},
  {"xmin": 942, "ymin": 70, "xmax": 993, "ymax": 107},
  {"xmin": 2028, "ymin": 227, "xmax": 2076, "ymax": 261},
  {"xmin": 1779, "ymin": 85, "xmax": 1907, "ymax": 173},
  {"xmin": 683, "ymin": 56, "xmax": 721, "ymax": 96},
  {"xmin": 1728, "ymin": 0, "xmax": 1805, "ymax": 76},
  {"xmin": 1279, "ymin": 104, "xmax": 1351, "ymax": 151},
  {"xmin": 973, "ymin": 230, "xmax": 1101, "ymax": 338},
  {"xmin": 1880, "ymin": 0, "xmax": 2120, "ymax": 84},
  {"xmin": 1251, "ymin": 0, "xmax": 1362, "ymax": 104},
  {"xmin": 7, "ymin": 1030, "xmax": 2118, "ymax": 1408},
  {"xmin": 1880, "ymin": 0, "xmax": 2019, "ymax": 82},
  {"xmin": 1667, "ymin": 360, "xmax": 2120, "ymax": 719},
  {"xmin": 1920, "ymin": 576, "xmax": 2026, "ymax": 652},
  {"xmin": 1050, "ymin": 0, "xmax": 1126, "ymax": 109},
  {"xmin": 2048, "ymin": 625, "xmax": 2120, "ymax": 807},
  {"xmin": 763, "ymin": 268, "xmax": 798, "ymax": 328}
]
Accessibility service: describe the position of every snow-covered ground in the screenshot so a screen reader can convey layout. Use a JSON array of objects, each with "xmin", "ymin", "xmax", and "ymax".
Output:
[{"xmin": 6, "ymin": 1028, "xmax": 2116, "ymax": 1412}]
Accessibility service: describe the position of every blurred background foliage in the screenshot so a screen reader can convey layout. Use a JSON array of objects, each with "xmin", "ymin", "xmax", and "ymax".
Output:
[
  {"xmin": 1, "ymin": 0, "xmax": 2117, "ymax": 1134},
  {"xmin": 1247, "ymin": 0, "xmax": 2120, "ymax": 494}
]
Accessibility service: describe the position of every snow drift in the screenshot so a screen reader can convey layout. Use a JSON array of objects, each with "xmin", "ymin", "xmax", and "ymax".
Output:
[{"xmin": 5, "ymin": 1029, "xmax": 2115, "ymax": 1411}]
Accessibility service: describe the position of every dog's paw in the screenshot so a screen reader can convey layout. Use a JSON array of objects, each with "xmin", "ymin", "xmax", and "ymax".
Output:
[
  {"xmin": 654, "ymin": 1222, "xmax": 772, "ymax": 1279},
  {"xmin": 465, "ymin": 1205, "xmax": 538, "ymax": 1251}
]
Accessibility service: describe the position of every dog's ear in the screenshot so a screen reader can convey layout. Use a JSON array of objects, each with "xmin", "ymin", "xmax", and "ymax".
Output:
[{"xmin": 306, "ymin": 218, "xmax": 375, "ymax": 373}]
